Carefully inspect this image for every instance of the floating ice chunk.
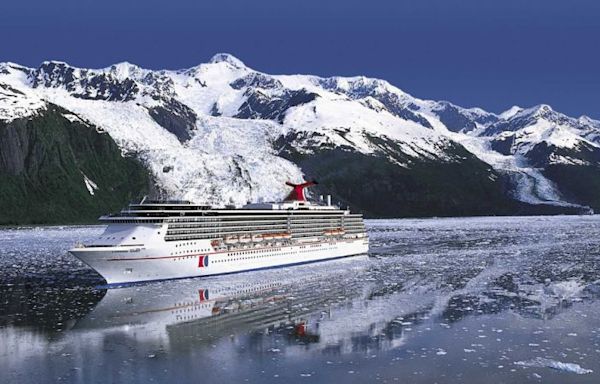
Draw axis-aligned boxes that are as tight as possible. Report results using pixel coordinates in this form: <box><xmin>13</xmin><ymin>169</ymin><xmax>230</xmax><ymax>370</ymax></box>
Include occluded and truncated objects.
<box><xmin>548</xmin><ymin>280</ymin><xmax>585</xmax><ymax>301</ymax></box>
<box><xmin>514</xmin><ymin>358</ymin><xmax>593</xmax><ymax>375</ymax></box>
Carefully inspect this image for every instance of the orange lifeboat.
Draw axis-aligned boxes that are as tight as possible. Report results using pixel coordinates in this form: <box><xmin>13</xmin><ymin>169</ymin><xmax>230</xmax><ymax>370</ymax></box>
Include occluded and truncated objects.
<box><xmin>324</xmin><ymin>228</ymin><xmax>345</xmax><ymax>236</ymax></box>
<box><xmin>224</xmin><ymin>235</ymin><xmax>239</xmax><ymax>244</ymax></box>
<box><xmin>252</xmin><ymin>234</ymin><xmax>264</xmax><ymax>242</ymax></box>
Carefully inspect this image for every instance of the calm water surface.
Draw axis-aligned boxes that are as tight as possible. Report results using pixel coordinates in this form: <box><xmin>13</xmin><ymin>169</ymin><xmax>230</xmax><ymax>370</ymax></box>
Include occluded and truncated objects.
<box><xmin>2</xmin><ymin>216</ymin><xmax>600</xmax><ymax>383</ymax></box>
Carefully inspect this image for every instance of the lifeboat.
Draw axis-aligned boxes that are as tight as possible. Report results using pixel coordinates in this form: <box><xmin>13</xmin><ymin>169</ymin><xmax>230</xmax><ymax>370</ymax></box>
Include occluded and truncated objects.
<box><xmin>323</xmin><ymin>228</ymin><xmax>346</xmax><ymax>236</ymax></box>
<box><xmin>252</xmin><ymin>234</ymin><xmax>264</xmax><ymax>242</ymax></box>
<box><xmin>268</xmin><ymin>232</ymin><xmax>292</xmax><ymax>240</ymax></box>
<box><xmin>224</xmin><ymin>235</ymin><xmax>239</xmax><ymax>244</ymax></box>
<box><xmin>239</xmin><ymin>235</ymin><xmax>252</xmax><ymax>243</ymax></box>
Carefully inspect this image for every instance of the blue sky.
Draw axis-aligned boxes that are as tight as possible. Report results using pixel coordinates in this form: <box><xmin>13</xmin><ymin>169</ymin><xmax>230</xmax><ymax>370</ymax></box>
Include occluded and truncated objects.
<box><xmin>1</xmin><ymin>0</ymin><xmax>599</xmax><ymax>118</ymax></box>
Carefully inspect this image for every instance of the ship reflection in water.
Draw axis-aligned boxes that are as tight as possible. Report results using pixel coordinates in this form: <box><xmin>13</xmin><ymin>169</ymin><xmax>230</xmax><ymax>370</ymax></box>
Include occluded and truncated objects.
<box><xmin>3</xmin><ymin>216</ymin><xmax>600</xmax><ymax>383</ymax></box>
<box><xmin>73</xmin><ymin>273</ymin><xmax>332</xmax><ymax>348</ymax></box>
<box><xmin>67</xmin><ymin>254</ymin><xmax>431</xmax><ymax>358</ymax></box>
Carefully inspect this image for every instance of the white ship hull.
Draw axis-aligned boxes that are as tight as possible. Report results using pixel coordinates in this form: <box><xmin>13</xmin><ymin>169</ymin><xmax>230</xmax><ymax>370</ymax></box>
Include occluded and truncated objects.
<box><xmin>69</xmin><ymin>187</ymin><xmax>369</xmax><ymax>285</ymax></box>
<box><xmin>71</xmin><ymin>237</ymin><xmax>368</xmax><ymax>285</ymax></box>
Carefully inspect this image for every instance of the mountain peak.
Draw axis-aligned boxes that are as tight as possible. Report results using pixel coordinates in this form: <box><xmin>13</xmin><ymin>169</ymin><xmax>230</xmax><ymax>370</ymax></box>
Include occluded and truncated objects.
<box><xmin>578</xmin><ymin>115</ymin><xmax>600</xmax><ymax>127</ymax></box>
<box><xmin>106</xmin><ymin>61</ymin><xmax>143</xmax><ymax>79</ymax></box>
<box><xmin>209</xmin><ymin>53</ymin><xmax>246</xmax><ymax>69</ymax></box>
<box><xmin>534</xmin><ymin>103</ymin><xmax>553</xmax><ymax>112</ymax></box>
<box><xmin>530</xmin><ymin>103</ymin><xmax>553</xmax><ymax>114</ymax></box>
<box><xmin>513</xmin><ymin>104</ymin><xmax>555</xmax><ymax>120</ymax></box>
<box><xmin>499</xmin><ymin>105</ymin><xmax>523</xmax><ymax>120</ymax></box>
<box><xmin>35</xmin><ymin>60</ymin><xmax>73</xmax><ymax>75</ymax></box>
<box><xmin>40</xmin><ymin>60</ymin><xmax>71</xmax><ymax>66</ymax></box>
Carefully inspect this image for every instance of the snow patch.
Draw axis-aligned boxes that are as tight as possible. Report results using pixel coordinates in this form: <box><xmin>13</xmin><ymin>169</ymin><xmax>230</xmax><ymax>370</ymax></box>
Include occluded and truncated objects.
<box><xmin>62</xmin><ymin>113</ymin><xmax>83</xmax><ymax>123</ymax></box>
<box><xmin>82</xmin><ymin>173</ymin><xmax>99</xmax><ymax>196</ymax></box>
<box><xmin>0</xmin><ymin>80</ymin><xmax>46</xmax><ymax>122</ymax></box>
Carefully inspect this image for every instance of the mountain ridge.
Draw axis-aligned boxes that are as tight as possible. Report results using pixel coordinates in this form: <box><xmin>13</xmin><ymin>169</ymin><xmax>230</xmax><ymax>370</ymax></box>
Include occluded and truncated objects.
<box><xmin>1</xmin><ymin>53</ymin><xmax>599</xmax><ymax>222</ymax></box>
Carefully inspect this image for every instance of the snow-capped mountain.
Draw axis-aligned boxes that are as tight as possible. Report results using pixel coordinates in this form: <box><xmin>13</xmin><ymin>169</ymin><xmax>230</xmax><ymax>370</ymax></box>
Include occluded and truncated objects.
<box><xmin>484</xmin><ymin>104</ymin><xmax>600</xmax><ymax>165</ymax></box>
<box><xmin>1</xmin><ymin>54</ymin><xmax>599</xmax><ymax>222</ymax></box>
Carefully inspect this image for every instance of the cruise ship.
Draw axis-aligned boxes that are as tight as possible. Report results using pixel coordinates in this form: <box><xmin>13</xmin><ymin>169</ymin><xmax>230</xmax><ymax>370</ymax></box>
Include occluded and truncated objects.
<box><xmin>69</xmin><ymin>181</ymin><xmax>369</xmax><ymax>284</ymax></box>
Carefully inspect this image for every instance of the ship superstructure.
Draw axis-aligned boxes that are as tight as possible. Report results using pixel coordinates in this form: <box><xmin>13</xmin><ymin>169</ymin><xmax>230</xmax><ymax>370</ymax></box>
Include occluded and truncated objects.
<box><xmin>70</xmin><ymin>182</ymin><xmax>369</xmax><ymax>284</ymax></box>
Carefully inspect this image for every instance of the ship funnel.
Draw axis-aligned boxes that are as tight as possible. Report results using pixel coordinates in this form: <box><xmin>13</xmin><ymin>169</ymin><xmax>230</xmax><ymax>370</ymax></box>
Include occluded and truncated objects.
<box><xmin>327</xmin><ymin>195</ymin><xmax>331</xmax><ymax>206</ymax></box>
<box><xmin>284</xmin><ymin>180</ymin><xmax>318</xmax><ymax>201</ymax></box>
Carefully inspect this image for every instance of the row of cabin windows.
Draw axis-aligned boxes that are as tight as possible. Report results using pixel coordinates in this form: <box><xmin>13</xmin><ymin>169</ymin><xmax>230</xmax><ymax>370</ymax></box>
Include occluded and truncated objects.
<box><xmin>172</xmin><ymin>303</ymin><xmax>211</xmax><ymax>314</ymax></box>
<box><xmin>171</xmin><ymin>242</ymin><xmax>329</xmax><ymax>258</ymax></box>
<box><xmin>175</xmin><ymin>314</ymin><xmax>205</xmax><ymax>321</ymax></box>
<box><xmin>166</xmin><ymin>231</ymin><xmax>332</xmax><ymax>238</ymax></box>
<box><xmin>166</xmin><ymin>223</ymin><xmax>345</xmax><ymax>231</ymax></box>
<box><xmin>175</xmin><ymin>241</ymin><xmax>198</xmax><ymax>247</ymax></box>
<box><xmin>171</xmin><ymin>247</ymin><xmax>277</xmax><ymax>260</ymax></box>
<box><xmin>211</xmin><ymin>246</ymin><xmax>336</xmax><ymax>263</ymax></box>
<box><xmin>168</xmin><ymin>223</ymin><xmax>289</xmax><ymax>229</ymax></box>
<box><xmin>173</xmin><ymin>247</ymin><xmax>352</xmax><ymax>263</ymax></box>
<box><xmin>172</xmin><ymin>283</ymin><xmax>281</xmax><ymax>308</ymax></box>
<box><xmin>164</xmin><ymin>233</ymin><xmax>357</xmax><ymax>241</ymax></box>
<box><xmin>172</xmin><ymin>241</ymin><xmax>210</xmax><ymax>255</ymax></box>
<box><xmin>107</xmin><ymin>219</ymin><xmax>164</xmax><ymax>223</ymax></box>
<box><xmin>166</xmin><ymin>227</ymin><xmax>290</xmax><ymax>234</ymax></box>
<box><xmin>172</xmin><ymin>249</ymin><xmax>210</xmax><ymax>255</ymax></box>
<box><xmin>166</xmin><ymin>224</ymin><xmax>347</xmax><ymax>233</ymax></box>
<box><xmin>166</xmin><ymin>215</ymin><xmax>347</xmax><ymax>223</ymax></box>
<box><xmin>170</xmin><ymin>241</ymin><xmax>347</xmax><ymax>262</ymax></box>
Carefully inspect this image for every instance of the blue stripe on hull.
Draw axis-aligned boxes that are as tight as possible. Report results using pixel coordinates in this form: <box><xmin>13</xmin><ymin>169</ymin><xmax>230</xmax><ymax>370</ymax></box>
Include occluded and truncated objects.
<box><xmin>96</xmin><ymin>252</ymin><xmax>369</xmax><ymax>289</ymax></box>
